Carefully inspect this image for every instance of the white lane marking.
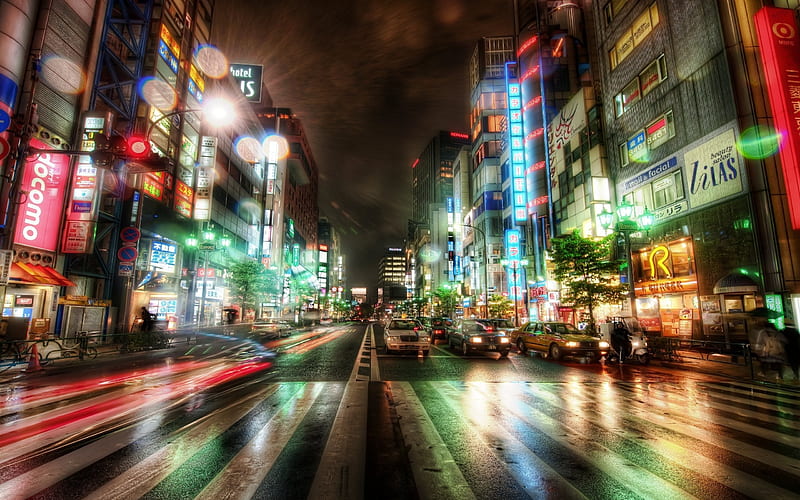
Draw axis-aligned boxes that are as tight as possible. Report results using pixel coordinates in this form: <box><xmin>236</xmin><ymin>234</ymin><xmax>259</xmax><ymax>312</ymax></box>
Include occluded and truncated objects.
<box><xmin>370</xmin><ymin>326</ymin><xmax>381</xmax><ymax>382</ymax></box>
<box><xmin>83</xmin><ymin>384</ymin><xmax>281</xmax><ymax>500</ymax></box>
<box><xmin>196</xmin><ymin>383</ymin><xmax>325</xmax><ymax>500</ymax></box>
<box><xmin>307</xmin><ymin>380</ymin><xmax>367</xmax><ymax>500</ymax></box>
<box><xmin>390</xmin><ymin>381</ymin><xmax>475</xmax><ymax>500</ymax></box>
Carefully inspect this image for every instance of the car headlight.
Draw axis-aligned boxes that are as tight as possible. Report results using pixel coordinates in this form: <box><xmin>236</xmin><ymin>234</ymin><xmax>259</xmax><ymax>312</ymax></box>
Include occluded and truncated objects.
<box><xmin>599</xmin><ymin>341</ymin><xmax>610</xmax><ymax>348</ymax></box>
<box><xmin>470</xmin><ymin>336</ymin><xmax>483</xmax><ymax>343</ymax></box>
<box><xmin>419</xmin><ymin>336</ymin><xmax>430</xmax><ymax>342</ymax></box>
<box><xmin>565</xmin><ymin>341</ymin><xmax>579</xmax><ymax>348</ymax></box>
<box><xmin>499</xmin><ymin>337</ymin><xmax>509</xmax><ymax>344</ymax></box>
<box><xmin>631</xmin><ymin>340</ymin><xmax>641</xmax><ymax>348</ymax></box>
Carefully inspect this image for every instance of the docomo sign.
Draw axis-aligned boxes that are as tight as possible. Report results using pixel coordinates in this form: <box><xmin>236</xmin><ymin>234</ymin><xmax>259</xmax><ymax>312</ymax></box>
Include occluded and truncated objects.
<box><xmin>15</xmin><ymin>138</ymin><xmax>68</xmax><ymax>251</ymax></box>
<box><xmin>755</xmin><ymin>7</ymin><xmax>800</xmax><ymax>229</ymax></box>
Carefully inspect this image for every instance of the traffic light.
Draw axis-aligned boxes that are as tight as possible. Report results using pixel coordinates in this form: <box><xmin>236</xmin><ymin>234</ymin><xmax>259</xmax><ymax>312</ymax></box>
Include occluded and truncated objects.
<box><xmin>126</xmin><ymin>136</ymin><xmax>150</xmax><ymax>159</ymax></box>
<box><xmin>87</xmin><ymin>134</ymin><xmax>173</xmax><ymax>172</ymax></box>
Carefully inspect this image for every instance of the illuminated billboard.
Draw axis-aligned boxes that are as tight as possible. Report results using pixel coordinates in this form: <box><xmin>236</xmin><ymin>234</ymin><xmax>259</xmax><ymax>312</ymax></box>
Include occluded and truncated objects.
<box><xmin>755</xmin><ymin>7</ymin><xmax>800</xmax><ymax>229</ymax></box>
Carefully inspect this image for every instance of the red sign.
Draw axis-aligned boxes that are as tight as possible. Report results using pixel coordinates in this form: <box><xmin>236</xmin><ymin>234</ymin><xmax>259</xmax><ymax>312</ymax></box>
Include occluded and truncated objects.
<box><xmin>15</xmin><ymin>138</ymin><xmax>69</xmax><ymax>252</ymax></box>
<box><xmin>174</xmin><ymin>179</ymin><xmax>193</xmax><ymax>218</ymax></box>
<box><xmin>755</xmin><ymin>7</ymin><xmax>800</xmax><ymax>229</ymax></box>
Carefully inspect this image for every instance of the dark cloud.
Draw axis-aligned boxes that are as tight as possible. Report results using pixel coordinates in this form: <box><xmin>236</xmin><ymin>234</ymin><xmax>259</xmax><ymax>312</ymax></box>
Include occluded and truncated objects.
<box><xmin>213</xmin><ymin>0</ymin><xmax>514</xmax><ymax>286</ymax></box>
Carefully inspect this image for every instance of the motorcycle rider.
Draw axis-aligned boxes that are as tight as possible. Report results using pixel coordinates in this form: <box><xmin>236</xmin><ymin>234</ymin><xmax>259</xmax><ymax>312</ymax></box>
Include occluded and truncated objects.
<box><xmin>611</xmin><ymin>321</ymin><xmax>632</xmax><ymax>363</ymax></box>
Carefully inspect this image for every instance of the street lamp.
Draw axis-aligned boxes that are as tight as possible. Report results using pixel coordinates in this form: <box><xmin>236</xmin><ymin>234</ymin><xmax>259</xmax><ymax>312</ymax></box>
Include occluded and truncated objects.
<box><xmin>186</xmin><ymin>226</ymin><xmax>231</xmax><ymax>327</ymax></box>
<box><xmin>463</xmin><ymin>223</ymin><xmax>490</xmax><ymax>319</ymax></box>
<box><xmin>599</xmin><ymin>201</ymin><xmax>655</xmax><ymax>314</ymax></box>
<box><xmin>500</xmin><ymin>258</ymin><xmax>529</xmax><ymax>326</ymax></box>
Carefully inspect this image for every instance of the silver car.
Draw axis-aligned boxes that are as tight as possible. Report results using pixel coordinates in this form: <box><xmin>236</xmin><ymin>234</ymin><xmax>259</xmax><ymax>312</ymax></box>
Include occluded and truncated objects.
<box><xmin>383</xmin><ymin>319</ymin><xmax>431</xmax><ymax>355</ymax></box>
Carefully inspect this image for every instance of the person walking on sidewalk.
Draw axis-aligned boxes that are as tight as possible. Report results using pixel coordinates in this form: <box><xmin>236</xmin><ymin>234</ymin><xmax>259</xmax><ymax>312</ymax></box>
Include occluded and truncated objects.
<box><xmin>140</xmin><ymin>307</ymin><xmax>154</xmax><ymax>332</ymax></box>
<box><xmin>782</xmin><ymin>319</ymin><xmax>800</xmax><ymax>381</ymax></box>
<box><xmin>753</xmin><ymin>316</ymin><xmax>787</xmax><ymax>380</ymax></box>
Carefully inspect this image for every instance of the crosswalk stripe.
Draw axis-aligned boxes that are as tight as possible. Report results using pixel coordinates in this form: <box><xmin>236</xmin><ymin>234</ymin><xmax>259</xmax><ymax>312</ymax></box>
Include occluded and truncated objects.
<box><xmin>195</xmin><ymin>382</ymin><xmax>325</xmax><ymax>500</ymax></box>
<box><xmin>438</xmin><ymin>381</ymin><xmax>706</xmax><ymax>500</ymax></box>
<box><xmin>390</xmin><ymin>381</ymin><xmax>476</xmax><ymax>500</ymax></box>
<box><xmin>472</xmin><ymin>380</ymin><xmax>788</xmax><ymax>498</ymax></box>
<box><xmin>83</xmin><ymin>383</ymin><xmax>281</xmax><ymax>500</ymax></box>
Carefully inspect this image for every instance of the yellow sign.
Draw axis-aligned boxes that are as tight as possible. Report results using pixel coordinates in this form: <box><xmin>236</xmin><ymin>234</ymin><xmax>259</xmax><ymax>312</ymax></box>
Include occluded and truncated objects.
<box><xmin>635</xmin><ymin>276</ymin><xmax>698</xmax><ymax>296</ymax></box>
<box><xmin>648</xmin><ymin>245</ymin><xmax>671</xmax><ymax>279</ymax></box>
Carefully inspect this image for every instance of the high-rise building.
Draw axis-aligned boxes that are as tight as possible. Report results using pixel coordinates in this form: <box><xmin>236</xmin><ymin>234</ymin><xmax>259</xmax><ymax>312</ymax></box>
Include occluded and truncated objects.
<box><xmin>461</xmin><ymin>36</ymin><xmax>516</xmax><ymax>316</ymax></box>
<box><xmin>377</xmin><ymin>247</ymin><xmax>407</xmax><ymax>313</ymax></box>
<box><xmin>410</xmin><ymin>131</ymin><xmax>471</xmax><ymax>298</ymax></box>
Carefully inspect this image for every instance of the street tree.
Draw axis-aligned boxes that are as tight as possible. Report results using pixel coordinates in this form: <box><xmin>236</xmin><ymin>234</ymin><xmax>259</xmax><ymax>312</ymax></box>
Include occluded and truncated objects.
<box><xmin>549</xmin><ymin>230</ymin><xmax>628</xmax><ymax>332</ymax></box>
<box><xmin>432</xmin><ymin>285</ymin><xmax>459</xmax><ymax>318</ymax></box>
<box><xmin>488</xmin><ymin>294</ymin><xmax>514</xmax><ymax>319</ymax></box>
<box><xmin>227</xmin><ymin>260</ymin><xmax>281</xmax><ymax>320</ymax></box>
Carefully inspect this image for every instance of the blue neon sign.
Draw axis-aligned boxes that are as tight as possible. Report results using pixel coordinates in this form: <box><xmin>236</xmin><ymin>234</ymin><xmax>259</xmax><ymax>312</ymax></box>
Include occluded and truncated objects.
<box><xmin>505</xmin><ymin>63</ymin><xmax>528</xmax><ymax>223</ymax></box>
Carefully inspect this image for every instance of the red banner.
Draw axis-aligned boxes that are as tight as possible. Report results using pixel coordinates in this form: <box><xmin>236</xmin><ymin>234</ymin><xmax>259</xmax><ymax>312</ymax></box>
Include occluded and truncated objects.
<box><xmin>15</xmin><ymin>138</ymin><xmax>69</xmax><ymax>251</ymax></box>
<box><xmin>755</xmin><ymin>7</ymin><xmax>800</xmax><ymax>229</ymax></box>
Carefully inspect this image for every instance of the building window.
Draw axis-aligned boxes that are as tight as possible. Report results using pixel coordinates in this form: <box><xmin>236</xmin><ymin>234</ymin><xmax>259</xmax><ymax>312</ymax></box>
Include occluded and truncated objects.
<box><xmin>619</xmin><ymin>142</ymin><xmax>629</xmax><ymax>167</ymax></box>
<box><xmin>609</xmin><ymin>3</ymin><xmax>660</xmax><ymax>70</ymax></box>
<box><xmin>614</xmin><ymin>54</ymin><xmax>667</xmax><ymax>117</ymax></box>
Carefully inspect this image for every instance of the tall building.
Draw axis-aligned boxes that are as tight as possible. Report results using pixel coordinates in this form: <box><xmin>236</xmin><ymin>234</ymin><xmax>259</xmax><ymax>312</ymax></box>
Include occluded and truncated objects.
<box><xmin>592</xmin><ymin>0</ymin><xmax>800</xmax><ymax>337</ymax></box>
<box><xmin>410</xmin><ymin>131</ymin><xmax>471</xmax><ymax>298</ymax></box>
<box><xmin>377</xmin><ymin>247</ymin><xmax>407</xmax><ymax>314</ymax></box>
<box><xmin>460</xmin><ymin>36</ymin><xmax>516</xmax><ymax>316</ymax></box>
<box><xmin>257</xmin><ymin>107</ymin><xmax>320</xmax><ymax>317</ymax></box>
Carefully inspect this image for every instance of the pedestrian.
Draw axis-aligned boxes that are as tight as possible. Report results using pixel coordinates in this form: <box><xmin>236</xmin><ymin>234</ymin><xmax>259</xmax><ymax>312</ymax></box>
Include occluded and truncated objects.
<box><xmin>611</xmin><ymin>321</ymin><xmax>631</xmax><ymax>363</ymax></box>
<box><xmin>782</xmin><ymin>319</ymin><xmax>800</xmax><ymax>381</ymax></box>
<box><xmin>140</xmin><ymin>307</ymin><xmax>154</xmax><ymax>332</ymax></box>
<box><xmin>753</xmin><ymin>316</ymin><xmax>787</xmax><ymax>379</ymax></box>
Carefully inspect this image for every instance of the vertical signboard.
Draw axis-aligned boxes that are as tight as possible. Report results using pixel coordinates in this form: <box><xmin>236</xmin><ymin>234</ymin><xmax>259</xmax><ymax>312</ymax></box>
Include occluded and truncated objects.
<box><xmin>504</xmin><ymin>229</ymin><xmax>522</xmax><ymax>299</ymax></box>
<box><xmin>16</xmin><ymin>138</ymin><xmax>69</xmax><ymax>252</ymax></box>
<box><xmin>62</xmin><ymin>112</ymin><xmax>110</xmax><ymax>253</ymax></box>
<box><xmin>194</xmin><ymin>136</ymin><xmax>216</xmax><ymax>220</ymax></box>
<box><xmin>755</xmin><ymin>7</ymin><xmax>800</xmax><ymax>229</ymax></box>
<box><xmin>505</xmin><ymin>62</ymin><xmax>528</xmax><ymax>223</ymax></box>
<box><xmin>230</xmin><ymin>63</ymin><xmax>263</xmax><ymax>103</ymax></box>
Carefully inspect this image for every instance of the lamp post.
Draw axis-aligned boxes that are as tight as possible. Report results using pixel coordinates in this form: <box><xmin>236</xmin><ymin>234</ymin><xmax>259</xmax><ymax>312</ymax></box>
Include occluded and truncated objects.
<box><xmin>187</xmin><ymin>226</ymin><xmax>231</xmax><ymax>327</ymax></box>
<box><xmin>463</xmin><ymin>223</ymin><xmax>490</xmax><ymax>319</ymax></box>
<box><xmin>501</xmin><ymin>258</ymin><xmax>529</xmax><ymax>326</ymax></box>
<box><xmin>599</xmin><ymin>200</ymin><xmax>655</xmax><ymax>315</ymax></box>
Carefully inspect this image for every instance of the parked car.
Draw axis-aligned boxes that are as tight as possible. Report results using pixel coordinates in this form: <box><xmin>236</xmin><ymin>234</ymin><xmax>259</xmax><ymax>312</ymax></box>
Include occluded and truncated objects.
<box><xmin>449</xmin><ymin>319</ymin><xmax>511</xmax><ymax>357</ymax></box>
<box><xmin>383</xmin><ymin>319</ymin><xmax>431</xmax><ymax>355</ymax></box>
<box><xmin>429</xmin><ymin>317</ymin><xmax>454</xmax><ymax>341</ymax></box>
<box><xmin>251</xmin><ymin>320</ymin><xmax>292</xmax><ymax>339</ymax></box>
<box><xmin>509</xmin><ymin>321</ymin><xmax>609</xmax><ymax>361</ymax></box>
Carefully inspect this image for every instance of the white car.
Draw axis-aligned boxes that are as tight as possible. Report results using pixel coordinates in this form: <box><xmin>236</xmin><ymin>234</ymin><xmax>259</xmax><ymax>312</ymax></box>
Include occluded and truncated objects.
<box><xmin>383</xmin><ymin>319</ymin><xmax>431</xmax><ymax>355</ymax></box>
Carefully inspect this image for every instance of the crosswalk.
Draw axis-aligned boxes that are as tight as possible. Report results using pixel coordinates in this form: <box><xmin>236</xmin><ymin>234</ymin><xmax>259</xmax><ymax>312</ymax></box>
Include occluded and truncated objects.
<box><xmin>1</xmin><ymin>367</ymin><xmax>798</xmax><ymax>499</ymax></box>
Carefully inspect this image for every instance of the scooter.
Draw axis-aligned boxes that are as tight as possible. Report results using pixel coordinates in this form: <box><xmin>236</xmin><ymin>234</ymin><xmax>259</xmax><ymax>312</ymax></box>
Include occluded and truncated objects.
<box><xmin>599</xmin><ymin>321</ymin><xmax>650</xmax><ymax>365</ymax></box>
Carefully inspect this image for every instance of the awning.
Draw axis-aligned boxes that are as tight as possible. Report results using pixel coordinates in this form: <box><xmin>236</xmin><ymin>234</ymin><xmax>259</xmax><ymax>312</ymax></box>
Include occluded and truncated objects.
<box><xmin>713</xmin><ymin>272</ymin><xmax>760</xmax><ymax>294</ymax></box>
<box><xmin>9</xmin><ymin>262</ymin><xmax>76</xmax><ymax>287</ymax></box>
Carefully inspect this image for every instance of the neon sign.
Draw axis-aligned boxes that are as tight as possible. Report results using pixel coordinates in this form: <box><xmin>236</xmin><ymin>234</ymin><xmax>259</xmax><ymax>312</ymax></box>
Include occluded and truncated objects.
<box><xmin>505</xmin><ymin>62</ymin><xmax>528</xmax><ymax>223</ymax></box>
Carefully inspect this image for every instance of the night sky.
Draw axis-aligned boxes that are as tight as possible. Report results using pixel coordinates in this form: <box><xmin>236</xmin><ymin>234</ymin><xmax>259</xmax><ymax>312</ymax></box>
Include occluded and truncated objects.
<box><xmin>212</xmin><ymin>0</ymin><xmax>514</xmax><ymax>288</ymax></box>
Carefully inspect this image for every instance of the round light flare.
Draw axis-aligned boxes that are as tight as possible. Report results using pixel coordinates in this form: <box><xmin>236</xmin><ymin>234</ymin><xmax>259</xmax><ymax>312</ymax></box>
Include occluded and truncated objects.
<box><xmin>194</xmin><ymin>44</ymin><xmax>229</xmax><ymax>78</ymax></box>
<box><xmin>419</xmin><ymin>245</ymin><xmax>441</xmax><ymax>263</ymax></box>
<box><xmin>235</xmin><ymin>136</ymin><xmax>265</xmax><ymax>164</ymax></box>
<box><xmin>138</xmin><ymin>76</ymin><xmax>177</xmax><ymax>111</ymax></box>
<box><xmin>736</xmin><ymin>125</ymin><xmax>783</xmax><ymax>160</ymax></box>
<box><xmin>40</xmin><ymin>56</ymin><xmax>87</xmax><ymax>94</ymax></box>
<box><xmin>262</xmin><ymin>135</ymin><xmax>289</xmax><ymax>161</ymax></box>
<box><xmin>202</xmin><ymin>98</ymin><xmax>236</xmax><ymax>127</ymax></box>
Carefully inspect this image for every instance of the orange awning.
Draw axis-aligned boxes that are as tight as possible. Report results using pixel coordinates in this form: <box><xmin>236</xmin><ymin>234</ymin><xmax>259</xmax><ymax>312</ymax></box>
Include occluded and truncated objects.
<box><xmin>9</xmin><ymin>262</ymin><xmax>76</xmax><ymax>287</ymax></box>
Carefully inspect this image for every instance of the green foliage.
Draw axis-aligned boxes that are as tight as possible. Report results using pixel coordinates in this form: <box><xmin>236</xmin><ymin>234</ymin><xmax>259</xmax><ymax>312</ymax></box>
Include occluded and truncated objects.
<box><xmin>227</xmin><ymin>260</ymin><xmax>281</xmax><ymax>314</ymax></box>
<box><xmin>488</xmin><ymin>294</ymin><xmax>514</xmax><ymax>319</ymax></box>
<box><xmin>432</xmin><ymin>285</ymin><xmax>459</xmax><ymax>318</ymax></box>
<box><xmin>549</xmin><ymin>230</ymin><xmax>628</xmax><ymax>331</ymax></box>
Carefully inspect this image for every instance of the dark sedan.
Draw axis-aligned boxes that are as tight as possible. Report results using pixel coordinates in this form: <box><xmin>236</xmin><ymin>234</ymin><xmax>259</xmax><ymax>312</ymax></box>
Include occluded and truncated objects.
<box><xmin>449</xmin><ymin>318</ymin><xmax>512</xmax><ymax>357</ymax></box>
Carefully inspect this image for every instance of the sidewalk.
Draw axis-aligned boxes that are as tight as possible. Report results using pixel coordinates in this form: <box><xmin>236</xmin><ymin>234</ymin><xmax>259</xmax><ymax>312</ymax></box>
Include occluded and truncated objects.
<box><xmin>657</xmin><ymin>350</ymin><xmax>800</xmax><ymax>388</ymax></box>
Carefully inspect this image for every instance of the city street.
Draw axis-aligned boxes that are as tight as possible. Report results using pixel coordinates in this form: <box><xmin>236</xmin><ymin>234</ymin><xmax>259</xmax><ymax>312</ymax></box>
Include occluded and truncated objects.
<box><xmin>1</xmin><ymin>322</ymin><xmax>798</xmax><ymax>499</ymax></box>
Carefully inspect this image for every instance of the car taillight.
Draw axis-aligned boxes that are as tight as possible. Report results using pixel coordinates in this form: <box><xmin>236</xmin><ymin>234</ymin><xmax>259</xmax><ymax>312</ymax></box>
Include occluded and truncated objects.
<box><xmin>413</xmin><ymin>327</ymin><xmax>419</xmax><ymax>331</ymax></box>
<box><xmin>486</xmin><ymin>326</ymin><xmax>494</xmax><ymax>332</ymax></box>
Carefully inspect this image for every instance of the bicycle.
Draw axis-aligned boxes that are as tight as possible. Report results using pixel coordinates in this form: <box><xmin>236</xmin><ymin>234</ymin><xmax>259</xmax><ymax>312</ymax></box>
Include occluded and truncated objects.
<box><xmin>0</xmin><ymin>339</ymin><xmax>49</xmax><ymax>372</ymax></box>
<box><xmin>43</xmin><ymin>338</ymin><xmax>98</xmax><ymax>361</ymax></box>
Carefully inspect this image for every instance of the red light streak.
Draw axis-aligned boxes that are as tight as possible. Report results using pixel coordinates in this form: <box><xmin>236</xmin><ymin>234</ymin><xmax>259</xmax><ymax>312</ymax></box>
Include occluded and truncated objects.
<box><xmin>524</xmin><ymin>128</ymin><xmax>544</xmax><ymax>143</ymax></box>
<box><xmin>520</xmin><ymin>65</ymin><xmax>540</xmax><ymax>83</ymax></box>
<box><xmin>517</xmin><ymin>36</ymin><xmax>538</xmax><ymax>56</ymax></box>
<box><xmin>523</xmin><ymin>96</ymin><xmax>542</xmax><ymax>111</ymax></box>
<box><xmin>411</xmin><ymin>159</ymin><xmax>419</xmax><ymax>169</ymax></box>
